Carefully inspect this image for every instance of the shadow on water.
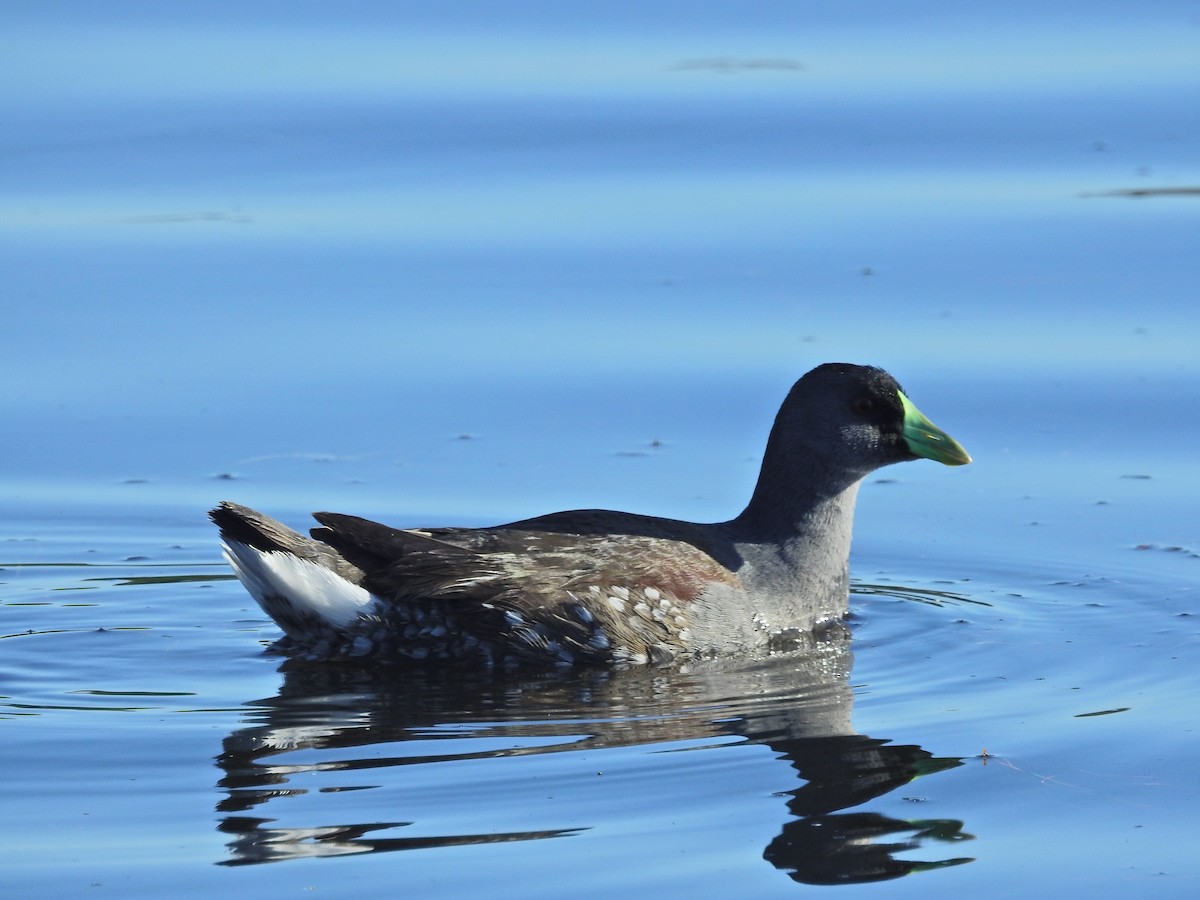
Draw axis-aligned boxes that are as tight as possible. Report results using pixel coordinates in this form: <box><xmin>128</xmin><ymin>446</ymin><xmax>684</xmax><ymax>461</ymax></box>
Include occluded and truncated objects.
<box><xmin>215</xmin><ymin>603</ymin><xmax>974</xmax><ymax>885</ymax></box>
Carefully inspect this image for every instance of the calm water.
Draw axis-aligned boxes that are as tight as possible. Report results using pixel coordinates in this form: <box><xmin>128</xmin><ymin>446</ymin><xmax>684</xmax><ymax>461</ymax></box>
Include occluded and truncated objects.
<box><xmin>3</xmin><ymin>2</ymin><xmax>1199</xmax><ymax>897</ymax></box>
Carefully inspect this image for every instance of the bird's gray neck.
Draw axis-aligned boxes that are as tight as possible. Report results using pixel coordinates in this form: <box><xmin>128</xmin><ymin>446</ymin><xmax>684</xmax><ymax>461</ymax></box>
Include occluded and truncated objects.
<box><xmin>721</xmin><ymin>478</ymin><xmax>862</xmax><ymax>631</ymax></box>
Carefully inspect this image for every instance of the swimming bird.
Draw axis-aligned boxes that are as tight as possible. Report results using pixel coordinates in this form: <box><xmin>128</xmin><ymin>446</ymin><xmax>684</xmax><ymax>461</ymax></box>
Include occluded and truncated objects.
<box><xmin>211</xmin><ymin>363</ymin><xmax>969</xmax><ymax>668</ymax></box>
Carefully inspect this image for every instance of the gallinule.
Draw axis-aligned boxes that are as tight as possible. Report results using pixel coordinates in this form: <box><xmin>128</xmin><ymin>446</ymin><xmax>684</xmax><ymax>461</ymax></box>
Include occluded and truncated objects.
<box><xmin>211</xmin><ymin>363</ymin><xmax>970</xmax><ymax>668</ymax></box>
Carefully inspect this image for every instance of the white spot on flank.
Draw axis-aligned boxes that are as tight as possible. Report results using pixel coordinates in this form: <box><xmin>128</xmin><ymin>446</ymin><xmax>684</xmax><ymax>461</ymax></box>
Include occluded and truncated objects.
<box><xmin>607</xmin><ymin>596</ymin><xmax>627</xmax><ymax>612</ymax></box>
<box><xmin>643</xmin><ymin>587</ymin><xmax>661</xmax><ymax>601</ymax></box>
<box><xmin>609</xmin><ymin>585</ymin><xmax>630</xmax><ymax>600</ymax></box>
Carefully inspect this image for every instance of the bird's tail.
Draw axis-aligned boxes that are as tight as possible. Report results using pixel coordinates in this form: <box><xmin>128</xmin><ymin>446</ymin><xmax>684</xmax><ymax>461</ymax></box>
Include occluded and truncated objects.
<box><xmin>210</xmin><ymin>501</ymin><xmax>379</xmax><ymax>638</ymax></box>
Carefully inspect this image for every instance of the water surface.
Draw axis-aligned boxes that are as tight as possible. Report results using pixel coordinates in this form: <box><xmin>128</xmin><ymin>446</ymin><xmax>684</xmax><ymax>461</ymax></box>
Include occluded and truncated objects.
<box><xmin>2</xmin><ymin>2</ymin><xmax>1199</xmax><ymax>897</ymax></box>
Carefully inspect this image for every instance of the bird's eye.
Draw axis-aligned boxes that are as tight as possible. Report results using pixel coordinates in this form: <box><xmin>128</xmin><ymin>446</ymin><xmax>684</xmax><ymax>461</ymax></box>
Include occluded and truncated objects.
<box><xmin>851</xmin><ymin>396</ymin><xmax>874</xmax><ymax>415</ymax></box>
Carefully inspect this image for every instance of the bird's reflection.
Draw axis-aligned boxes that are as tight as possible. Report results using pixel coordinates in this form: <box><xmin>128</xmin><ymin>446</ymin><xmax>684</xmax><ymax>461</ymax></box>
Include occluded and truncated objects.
<box><xmin>215</xmin><ymin>616</ymin><xmax>973</xmax><ymax>883</ymax></box>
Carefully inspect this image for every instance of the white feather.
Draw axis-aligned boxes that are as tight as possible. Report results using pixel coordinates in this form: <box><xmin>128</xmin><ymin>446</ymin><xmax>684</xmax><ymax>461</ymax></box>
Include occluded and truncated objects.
<box><xmin>222</xmin><ymin>539</ymin><xmax>378</xmax><ymax>629</ymax></box>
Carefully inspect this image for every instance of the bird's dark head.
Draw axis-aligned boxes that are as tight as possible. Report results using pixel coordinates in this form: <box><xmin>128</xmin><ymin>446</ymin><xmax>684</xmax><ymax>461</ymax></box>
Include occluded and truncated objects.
<box><xmin>772</xmin><ymin>363</ymin><xmax>971</xmax><ymax>484</ymax></box>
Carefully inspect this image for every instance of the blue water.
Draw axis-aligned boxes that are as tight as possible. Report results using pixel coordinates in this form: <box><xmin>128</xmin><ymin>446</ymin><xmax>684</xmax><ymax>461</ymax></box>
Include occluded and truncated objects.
<box><xmin>3</xmin><ymin>2</ymin><xmax>1199</xmax><ymax>897</ymax></box>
